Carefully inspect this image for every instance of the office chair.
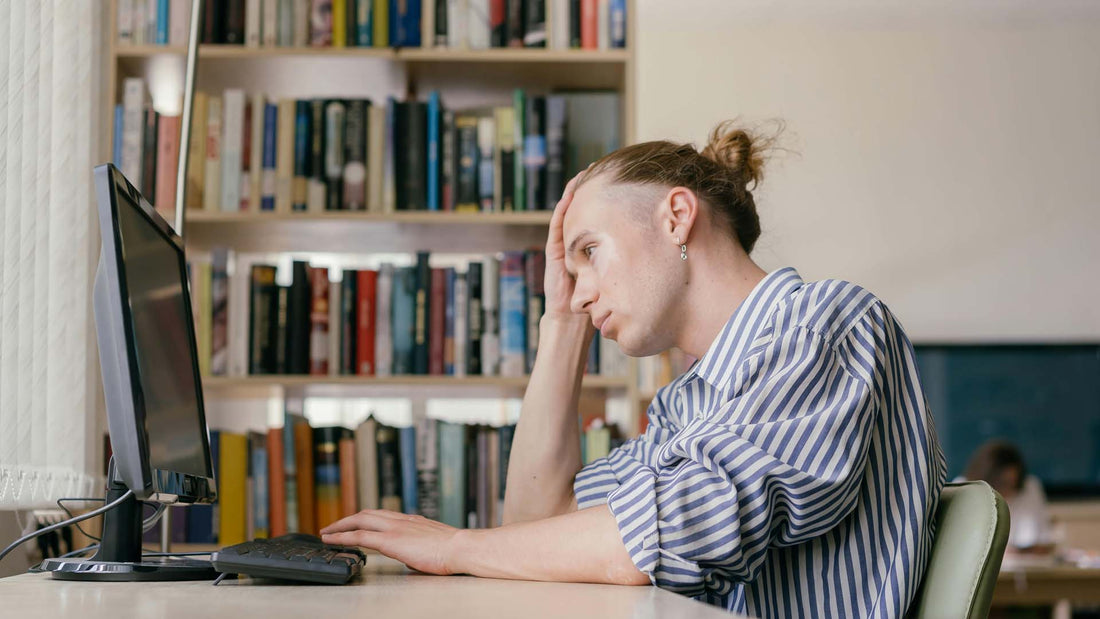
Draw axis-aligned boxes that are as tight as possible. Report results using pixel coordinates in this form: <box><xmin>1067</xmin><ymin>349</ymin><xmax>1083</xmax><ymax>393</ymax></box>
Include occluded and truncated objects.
<box><xmin>909</xmin><ymin>481</ymin><xmax>1011</xmax><ymax>618</ymax></box>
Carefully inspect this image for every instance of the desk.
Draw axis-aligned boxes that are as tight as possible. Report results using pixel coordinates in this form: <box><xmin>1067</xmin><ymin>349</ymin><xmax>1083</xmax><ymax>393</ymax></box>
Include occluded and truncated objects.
<box><xmin>994</xmin><ymin>565</ymin><xmax>1100</xmax><ymax>619</ymax></box>
<box><xmin>0</xmin><ymin>556</ymin><xmax>740</xmax><ymax>619</ymax></box>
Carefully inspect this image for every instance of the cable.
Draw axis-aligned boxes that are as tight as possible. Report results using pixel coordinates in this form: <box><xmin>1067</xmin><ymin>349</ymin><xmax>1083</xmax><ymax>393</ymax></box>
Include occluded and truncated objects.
<box><xmin>0</xmin><ymin>489</ymin><xmax>134</xmax><ymax>566</ymax></box>
<box><xmin>59</xmin><ymin>543</ymin><xmax>100</xmax><ymax>559</ymax></box>
<box><xmin>56</xmin><ymin>497</ymin><xmax>106</xmax><ymax>542</ymax></box>
<box><xmin>142</xmin><ymin>551</ymin><xmax>214</xmax><ymax>557</ymax></box>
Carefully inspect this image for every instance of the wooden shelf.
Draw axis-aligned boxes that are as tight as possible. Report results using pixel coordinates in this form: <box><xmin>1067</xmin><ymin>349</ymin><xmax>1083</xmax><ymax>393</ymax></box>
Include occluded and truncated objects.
<box><xmin>201</xmin><ymin>374</ymin><xmax>630</xmax><ymax>398</ymax></box>
<box><xmin>184</xmin><ymin>209</ymin><xmax>553</xmax><ymax>225</ymax></box>
<box><xmin>115</xmin><ymin>44</ymin><xmax>628</xmax><ymax>64</ymax></box>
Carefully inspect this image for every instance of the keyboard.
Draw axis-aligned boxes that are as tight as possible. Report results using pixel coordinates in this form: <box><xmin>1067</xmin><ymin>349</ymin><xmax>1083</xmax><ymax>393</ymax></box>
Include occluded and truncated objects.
<box><xmin>211</xmin><ymin>533</ymin><xmax>367</xmax><ymax>585</ymax></box>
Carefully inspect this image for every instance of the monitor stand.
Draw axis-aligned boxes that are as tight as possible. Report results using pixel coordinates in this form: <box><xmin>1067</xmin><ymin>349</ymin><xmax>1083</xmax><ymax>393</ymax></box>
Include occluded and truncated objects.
<box><xmin>38</xmin><ymin>478</ymin><xmax>218</xmax><ymax>581</ymax></box>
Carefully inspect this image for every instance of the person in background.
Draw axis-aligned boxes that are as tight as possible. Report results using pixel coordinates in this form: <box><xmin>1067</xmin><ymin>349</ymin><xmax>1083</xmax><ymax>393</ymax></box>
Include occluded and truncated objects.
<box><xmin>963</xmin><ymin>439</ymin><xmax>1054</xmax><ymax>553</ymax></box>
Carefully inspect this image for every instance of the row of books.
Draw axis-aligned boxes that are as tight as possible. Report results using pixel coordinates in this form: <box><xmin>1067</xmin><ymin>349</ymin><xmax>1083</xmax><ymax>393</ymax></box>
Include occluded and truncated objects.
<box><xmin>114</xmin><ymin>79</ymin><xmax>620</xmax><ymax>215</ymax></box>
<box><xmin>136</xmin><ymin>405</ymin><xmax>623</xmax><ymax>546</ymax></box>
<box><xmin>188</xmin><ymin>248</ymin><xmax>630</xmax><ymax>378</ymax></box>
<box><xmin>118</xmin><ymin>0</ymin><xmax>627</xmax><ymax>51</ymax></box>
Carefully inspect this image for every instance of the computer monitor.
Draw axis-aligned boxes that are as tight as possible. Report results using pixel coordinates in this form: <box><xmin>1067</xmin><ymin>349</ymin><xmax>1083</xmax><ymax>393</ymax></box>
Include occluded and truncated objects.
<box><xmin>40</xmin><ymin>163</ymin><xmax>218</xmax><ymax>581</ymax></box>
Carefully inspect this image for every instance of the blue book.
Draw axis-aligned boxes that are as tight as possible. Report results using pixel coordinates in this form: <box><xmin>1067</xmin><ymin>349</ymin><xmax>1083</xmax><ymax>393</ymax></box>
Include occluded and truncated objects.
<box><xmin>261</xmin><ymin>102</ymin><xmax>278</xmax><ymax>210</ymax></box>
<box><xmin>391</xmin><ymin>266</ymin><xmax>416</xmax><ymax>374</ymax></box>
<box><xmin>250</xmin><ymin>432</ymin><xmax>269</xmax><ymax>537</ymax></box>
<box><xmin>156</xmin><ymin>0</ymin><xmax>169</xmax><ymax>45</ymax></box>
<box><xmin>444</xmin><ymin>267</ymin><xmax>455</xmax><ymax>375</ymax></box>
<box><xmin>186</xmin><ymin>430</ymin><xmax>220</xmax><ymax>544</ymax></box>
<box><xmin>610</xmin><ymin>0</ymin><xmax>627</xmax><ymax>48</ymax></box>
<box><xmin>427</xmin><ymin>91</ymin><xmax>441</xmax><ymax>211</ymax></box>
<box><xmin>356</xmin><ymin>0</ymin><xmax>373</xmax><ymax>46</ymax></box>
<box><xmin>293</xmin><ymin>101</ymin><xmax>311</xmax><ymax>211</ymax></box>
<box><xmin>438</xmin><ymin>422</ymin><xmax>467</xmax><ymax>528</ymax></box>
<box><xmin>399</xmin><ymin>426</ymin><xmax>419</xmax><ymax>514</ymax></box>
<box><xmin>499</xmin><ymin>252</ymin><xmax>527</xmax><ymax>377</ymax></box>
<box><xmin>112</xmin><ymin>104</ymin><xmax>124</xmax><ymax>166</ymax></box>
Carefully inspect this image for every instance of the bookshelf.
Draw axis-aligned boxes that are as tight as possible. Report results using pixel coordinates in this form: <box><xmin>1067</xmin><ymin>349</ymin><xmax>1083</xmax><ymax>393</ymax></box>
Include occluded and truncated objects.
<box><xmin>104</xmin><ymin>0</ymin><xmax>643</xmax><ymax>437</ymax></box>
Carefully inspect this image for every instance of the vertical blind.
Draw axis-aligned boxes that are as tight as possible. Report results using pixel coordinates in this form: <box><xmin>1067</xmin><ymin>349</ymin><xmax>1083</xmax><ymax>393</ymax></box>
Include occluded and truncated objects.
<box><xmin>0</xmin><ymin>0</ymin><xmax>104</xmax><ymax>509</ymax></box>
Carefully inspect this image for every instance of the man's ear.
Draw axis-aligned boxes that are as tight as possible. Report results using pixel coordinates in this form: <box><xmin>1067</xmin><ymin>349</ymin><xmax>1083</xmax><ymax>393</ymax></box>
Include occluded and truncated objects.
<box><xmin>660</xmin><ymin>186</ymin><xmax>700</xmax><ymax>245</ymax></box>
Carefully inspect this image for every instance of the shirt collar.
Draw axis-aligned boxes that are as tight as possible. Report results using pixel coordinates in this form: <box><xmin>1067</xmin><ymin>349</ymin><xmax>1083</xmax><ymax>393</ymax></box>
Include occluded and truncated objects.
<box><xmin>689</xmin><ymin>267</ymin><xmax>805</xmax><ymax>389</ymax></box>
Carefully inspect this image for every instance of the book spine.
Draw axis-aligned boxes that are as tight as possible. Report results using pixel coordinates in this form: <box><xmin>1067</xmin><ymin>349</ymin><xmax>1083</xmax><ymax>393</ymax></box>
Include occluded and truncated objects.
<box><xmin>382</xmin><ymin>97</ymin><xmax>396</xmax><ymax>212</ymax></box>
<box><xmin>373</xmin><ymin>0</ymin><xmax>388</xmax><ymax>47</ymax></box>
<box><xmin>142</xmin><ymin>108</ymin><xmax>159</xmax><ymax>203</ymax></box>
<box><xmin>225</xmin><ymin>0</ymin><xmax>246</xmax><ymax>43</ymax></box>
<box><xmin>525</xmin><ymin>249</ymin><xmax>545</xmax><ymax>373</ymax></box>
<box><xmin>545</xmin><ymin>94</ymin><xmax>566</xmax><ymax>206</ymax></box>
<box><xmin>524</xmin><ymin>95</ymin><xmax>547</xmax><ymax>210</ymax></box>
<box><xmin>465</xmin><ymin>262</ymin><xmax>482</xmax><ymax>375</ymax></box>
<box><xmin>293</xmin><ymin>420</ymin><xmax>317</xmax><ymax>535</ymax></box>
<box><xmin>261</xmin><ymin>101</ymin><xmax>277</xmax><ymax>210</ymax></box>
<box><xmin>376</xmin><ymin>424</ymin><xmax>403</xmax><ymax>512</ymax></box>
<box><xmin>466</xmin><ymin>425</ymin><xmax>478</xmax><ymax>528</ymax></box>
<box><xmin>293</xmin><ymin>100</ymin><xmax>311</xmax><ymax>211</ymax></box>
<box><xmin>415</xmin><ymin>417</ymin><xmax>440</xmax><ymax>520</ymax></box>
<box><xmin>277</xmin><ymin>0</ymin><xmax>294</xmax><ymax>45</ymax></box>
<box><xmin>476</xmin><ymin>115</ymin><xmax>495</xmax><ymax>211</ymax></box>
<box><xmin>609</xmin><ymin>0</ymin><xmax>625</xmax><ymax>47</ymax></box>
<box><xmin>597</xmin><ymin>0</ymin><xmax>608</xmax><ymax>49</ymax></box>
<box><xmin>338</xmin><ymin>434</ymin><xmax>358</xmax><ymax>518</ymax></box>
<box><xmin>343</xmin><ymin>99</ymin><xmax>368</xmax><ymax>210</ymax></box>
<box><xmin>221</xmin><ymin>89</ymin><xmax>245</xmax><ymax>212</ymax></box>
<box><xmin>262</xmin><ymin>0</ymin><xmax>278</xmax><ymax>46</ymax></box>
<box><xmin>155</xmin><ymin>115</ymin><xmax>180</xmax><ymax>216</ymax></box>
<box><xmin>340</xmin><ymin>270</ymin><xmax>359</xmax><ymax>374</ymax></box>
<box><xmin>274</xmin><ymin>284</ymin><xmax>289</xmax><ymax>373</ymax></box>
<box><xmin>453</xmin><ymin>271</ymin><xmax>467</xmax><ymax>377</ymax></box>
<box><xmin>481</xmin><ymin>257</ymin><xmax>500</xmax><ymax>376</ymax></box>
<box><xmin>328</xmin><ymin>279</ymin><xmax>341</xmax><ymax>376</ymax></box>
<box><xmin>426</xmin><ymin>91</ymin><xmax>440</xmax><ymax>211</ymax></box>
<box><xmin>438</xmin><ymin>421</ymin><xmax>466</xmax><ymax>528</ymax></box>
<box><xmin>551</xmin><ymin>0</ymin><xmax>569</xmax><ymax>49</ymax></box>
<box><xmin>284</xmin><ymin>405</ymin><xmax>305</xmax><ymax>532</ymax></box>
<box><xmin>454</xmin><ymin>114</ymin><xmax>480</xmax><ymax>212</ymax></box>
<box><xmin>579</xmin><ymin>0</ymin><xmax>595</xmax><ymax>49</ymax></box>
<box><xmin>240</xmin><ymin>99</ymin><xmax>252</xmax><ymax>210</ymax></box>
<box><xmin>512</xmin><ymin>89</ymin><xmax>525</xmax><ymax>210</ymax></box>
<box><xmin>228</xmin><ymin>251</ymin><xmax>251</xmax><ymax>376</ymax></box>
<box><xmin>219</xmin><ymin>433</ymin><xmax>248</xmax><ymax>547</ymax></box>
<box><xmin>275</xmin><ymin>98</ymin><xmax>296</xmax><ymax>212</ymax></box>
<box><xmin>197</xmin><ymin>263</ymin><xmax>213</xmax><ymax>376</ymax></box>
<box><xmin>367</xmin><ymin>103</ymin><xmax>386</xmax><ymax>211</ymax></box>
<box><xmin>268</xmin><ymin>427</ymin><xmax>287</xmax><ymax>536</ymax></box>
<box><xmin>467</xmin><ymin>0</ymin><xmax>490</xmax><ymax>48</ymax></box>
<box><xmin>440</xmin><ymin>109</ymin><xmax>455</xmax><ymax>211</ymax></box>
<box><xmin>205</xmin><ymin>96</ymin><xmax>224</xmax><ymax>210</ymax></box>
<box><xmin>494</xmin><ymin>106</ymin><xmax>515</xmax><ymax>211</ymax></box>
<box><xmin>356</xmin><ymin>270</ymin><xmax>377</xmax><ymax>375</ymax></box>
<box><xmin>523</xmin><ymin>0</ymin><xmax>545</xmax><ymax>46</ymax></box>
<box><xmin>245</xmin><ymin>0</ymin><xmax>262</xmax><ymax>46</ymax></box>
<box><xmin>391</xmin><ymin>265</ymin><xmax>416</xmax><ymax>375</ymax></box>
<box><xmin>375</xmin><ymin>264</ymin><xmax>394</xmax><ymax>376</ymax></box>
<box><xmin>356</xmin><ymin>0</ymin><xmax>373</xmax><ymax>46</ymax></box>
<box><xmin>505</xmin><ymin>0</ymin><xmax>523</xmax><ymax>47</ymax></box>
<box><xmin>170</xmin><ymin>0</ymin><xmax>192</xmax><ymax>45</ymax></box>
<box><xmin>248</xmin><ymin>264</ymin><xmax>279</xmax><ymax>374</ymax></box>
<box><xmin>429</xmin><ymin>268</ymin><xmax>446</xmax><ymax>375</ymax></box>
<box><xmin>309</xmin><ymin>267</ymin><xmax>330</xmax><ymax>375</ymax></box>
<box><xmin>333</xmin><ymin>0</ymin><xmax>347</xmax><ymax>46</ymax></box>
<box><xmin>311</xmin><ymin>1</ymin><xmax>334</xmax><ymax>46</ymax></box>
<box><xmin>447</xmin><ymin>0</ymin><xmax>466</xmax><ymax>49</ymax></box>
<box><xmin>313</xmin><ymin>426</ymin><xmax>343</xmax><ymax>531</ymax></box>
<box><xmin>249</xmin><ymin>93</ymin><xmax>265</xmax><ymax>210</ymax></box>
<box><xmin>490</xmin><ymin>0</ymin><xmax>506</xmax><ymax>47</ymax></box>
<box><xmin>434</xmin><ymin>0</ymin><xmax>448</xmax><ymax>47</ymax></box>
<box><xmin>443</xmin><ymin>267</ymin><xmax>455</xmax><ymax>375</ymax></box>
<box><xmin>186</xmin><ymin>92</ymin><xmax>207</xmax><ymax>208</ymax></box>
<box><xmin>569</xmin><ymin>0</ymin><xmax>581</xmax><ymax>47</ymax></box>
<box><xmin>395</xmin><ymin>101</ymin><xmax>428</xmax><ymax>210</ymax></box>
<box><xmin>355</xmin><ymin>418</ymin><xmax>379</xmax><ymax>511</ymax></box>
<box><xmin>210</xmin><ymin>248</ymin><xmax>230</xmax><ymax>375</ymax></box>
<box><xmin>413</xmin><ymin>252</ymin><xmax>431</xmax><ymax>374</ymax></box>
<box><xmin>250</xmin><ymin>432</ymin><xmax>270</xmax><ymax>538</ymax></box>
<box><xmin>399</xmin><ymin>426</ymin><xmax>419</xmax><ymax>514</ymax></box>
<box><xmin>308</xmin><ymin>99</ymin><xmax>328</xmax><ymax>212</ymax></box>
<box><xmin>498</xmin><ymin>251</ymin><xmax>527</xmax><ymax>377</ymax></box>
<box><xmin>156</xmin><ymin>0</ymin><xmax>170</xmax><ymax>44</ymax></box>
<box><xmin>287</xmin><ymin>261</ymin><xmax>312</xmax><ymax>374</ymax></box>
<box><xmin>133</xmin><ymin>0</ymin><xmax>147</xmax><ymax>45</ymax></box>
<box><xmin>294</xmin><ymin>0</ymin><xmax>310</xmax><ymax>45</ymax></box>
<box><xmin>118</xmin><ymin>0</ymin><xmax>135</xmax><ymax>45</ymax></box>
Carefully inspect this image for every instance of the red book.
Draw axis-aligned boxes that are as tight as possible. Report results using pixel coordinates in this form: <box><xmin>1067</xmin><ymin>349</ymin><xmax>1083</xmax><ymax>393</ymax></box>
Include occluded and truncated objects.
<box><xmin>154</xmin><ymin>115</ymin><xmax>180</xmax><ymax>218</ymax></box>
<box><xmin>294</xmin><ymin>421</ymin><xmax>317</xmax><ymax>535</ymax></box>
<box><xmin>240</xmin><ymin>100</ymin><xmax>252</xmax><ymax>211</ymax></box>
<box><xmin>356</xmin><ymin>270</ymin><xmax>377</xmax><ymax>375</ymax></box>
<box><xmin>338</xmin><ymin>437</ymin><xmax>358</xmax><ymax>518</ymax></box>
<box><xmin>429</xmin><ymin>268</ymin><xmax>445</xmax><ymax>375</ymax></box>
<box><xmin>267</xmin><ymin>427</ymin><xmax>287</xmax><ymax>537</ymax></box>
<box><xmin>309</xmin><ymin>267</ymin><xmax>330</xmax><ymax>375</ymax></box>
<box><xmin>581</xmin><ymin>0</ymin><xmax>598</xmax><ymax>50</ymax></box>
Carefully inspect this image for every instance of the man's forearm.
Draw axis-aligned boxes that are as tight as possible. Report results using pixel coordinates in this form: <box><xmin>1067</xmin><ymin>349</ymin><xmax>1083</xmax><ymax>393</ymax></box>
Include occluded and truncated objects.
<box><xmin>449</xmin><ymin>504</ymin><xmax>650</xmax><ymax>586</ymax></box>
<box><xmin>501</xmin><ymin>315</ymin><xmax>592</xmax><ymax>525</ymax></box>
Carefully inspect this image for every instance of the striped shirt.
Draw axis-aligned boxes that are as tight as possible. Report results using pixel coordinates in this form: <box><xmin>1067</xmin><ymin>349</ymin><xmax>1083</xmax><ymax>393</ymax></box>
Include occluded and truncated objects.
<box><xmin>575</xmin><ymin>267</ymin><xmax>946</xmax><ymax>617</ymax></box>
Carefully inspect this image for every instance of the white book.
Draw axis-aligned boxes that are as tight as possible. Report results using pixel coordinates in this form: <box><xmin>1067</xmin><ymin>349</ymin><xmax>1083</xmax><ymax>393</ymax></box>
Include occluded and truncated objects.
<box><xmin>117</xmin><ymin>0</ymin><xmax>135</xmax><ymax>45</ymax></box>
<box><xmin>220</xmin><ymin>89</ymin><xmax>246</xmax><ymax>212</ymax></box>
<box><xmin>121</xmin><ymin>78</ymin><xmax>145</xmax><ymax>189</ymax></box>
<box><xmin>375</xmin><ymin>264</ymin><xmax>394</xmax><ymax>377</ymax></box>
<box><xmin>599</xmin><ymin>333</ymin><xmax>627</xmax><ymax>377</ymax></box>
<box><xmin>147</xmin><ymin>0</ymin><xmax>158</xmax><ymax>43</ymax></box>
<box><xmin>422</xmin><ymin>0</ymin><xmax>435</xmax><ymax>48</ymax></box>
<box><xmin>367</xmin><ymin>104</ymin><xmax>386</xmax><ymax>212</ymax></box>
<box><xmin>447</xmin><ymin>0</ymin><xmax>467</xmax><ymax>49</ymax></box>
<box><xmin>597</xmin><ymin>0</ymin><xmax>609</xmax><ymax>50</ymax></box>
<box><xmin>275</xmin><ymin>99</ymin><xmax>295</xmax><ymax>212</ymax></box>
<box><xmin>550</xmin><ymin>0</ymin><xmax>569</xmax><ymax>49</ymax></box>
<box><xmin>228</xmin><ymin>253</ymin><xmax>250</xmax><ymax>377</ymax></box>
<box><xmin>249</xmin><ymin>92</ymin><xmax>265</xmax><ymax>210</ymax></box>
<box><xmin>169</xmin><ymin>0</ymin><xmax>190</xmax><ymax>46</ymax></box>
<box><xmin>355</xmin><ymin>417</ymin><xmax>379</xmax><ymax>510</ymax></box>
<box><xmin>245</xmin><ymin>0</ymin><xmax>262</xmax><ymax>46</ymax></box>
<box><xmin>262</xmin><ymin>0</ymin><xmax>278</xmax><ymax>45</ymax></box>
<box><xmin>328</xmin><ymin>280</ymin><xmax>341</xmax><ymax>376</ymax></box>
<box><xmin>203</xmin><ymin>96</ymin><xmax>222</xmax><ymax>210</ymax></box>
<box><xmin>277</xmin><ymin>0</ymin><xmax>294</xmax><ymax>46</ymax></box>
<box><xmin>132</xmin><ymin>0</ymin><xmax>146</xmax><ymax>45</ymax></box>
<box><xmin>454</xmin><ymin>271</ymin><xmax>467</xmax><ymax>377</ymax></box>
<box><xmin>481</xmin><ymin>256</ymin><xmax>500</xmax><ymax>377</ymax></box>
<box><xmin>466</xmin><ymin>0</ymin><xmax>490</xmax><ymax>49</ymax></box>
<box><xmin>293</xmin><ymin>0</ymin><xmax>309</xmax><ymax>47</ymax></box>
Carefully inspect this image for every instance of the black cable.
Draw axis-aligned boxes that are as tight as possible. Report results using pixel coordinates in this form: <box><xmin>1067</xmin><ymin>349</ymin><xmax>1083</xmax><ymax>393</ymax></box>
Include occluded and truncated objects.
<box><xmin>59</xmin><ymin>543</ymin><xmax>100</xmax><ymax>559</ymax></box>
<box><xmin>56</xmin><ymin>497</ymin><xmax>106</xmax><ymax>542</ymax></box>
<box><xmin>0</xmin><ymin>489</ymin><xmax>135</xmax><ymax>566</ymax></box>
<box><xmin>142</xmin><ymin>551</ymin><xmax>214</xmax><ymax>557</ymax></box>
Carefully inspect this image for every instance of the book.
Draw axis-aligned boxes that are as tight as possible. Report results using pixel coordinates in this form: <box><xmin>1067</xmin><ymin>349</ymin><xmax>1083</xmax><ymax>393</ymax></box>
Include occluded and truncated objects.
<box><xmin>454</xmin><ymin>114</ymin><xmax>480</xmax><ymax>212</ymax></box>
<box><xmin>443</xmin><ymin>268</ymin><xmax>456</xmax><ymax>375</ymax></box>
<box><xmin>545</xmin><ymin>94</ymin><xmax>567</xmax><ymax>206</ymax></box>
<box><xmin>218</xmin><ymin>432</ymin><xmax>247</xmax><ymax>546</ymax></box>
<box><xmin>245</xmin><ymin>0</ymin><xmax>262</xmax><ymax>46</ymax></box>
<box><xmin>355</xmin><ymin>0</ymin><xmax>373</xmax><ymax>46</ymax></box>
<box><xmin>142</xmin><ymin>108</ymin><xmax>159</xmax><ymax>206</ymax></box>
<box><xmin>440</xmin><ymin>109</ymin><xmax>455</xmax><ymax>210</ymax></box>
<box><xmin>248</xmin><ymin>264</ymin><xmax>279</xmax><ymax>374</ymax></box>
<box><xmin>249</xmin><ymin>430</ymin><xmax>270</xmax><ymax>539</ymax></box>
<box><xmin>249</xmin><ymin>93</ymin><xmax>265</xmax><ymax>209</ymax></box>
<box><xmin>524</xmin><ymin>95</ymin><xmax>547</xmax><ymax>209</ymax></box>
<box><xmin>225</xmin><ymin>0</ymin><xmax>246</xmax><ymax>43</ymax></box>
<box><xmin>260</xmin><ymin>100</ymin><xmax>277</xmax><ymax>210</ymax></box>
<box><xmin>398</xmin><ymin>426</ymin><xmax>418</xmax><ymax>514</ymax></box>
<box><xmin>395</xmin><ymin>100</ymin><xmax>428</xmax><ymax>210</ymax></box>
<box><xmin>465</xmin><ymin>262</ymin><xmax>482</xmax><ymax>375</ymax></box>
<box><xmin>494</xmin><ymin>106</ymin><xmax>516</xmax><ymax>211</ymax></box>
<box><xmin>287</xmin><ymin>261</ymin><xmax>312</xmax><ymax>374</ymax></box>
<box><xmin>454</xmin><ymin>271</ymin><xmax>468</xmax><ymax>376</ymax></box>
<box><xmin>427</xmin><ymin>91</ymin><xmax>441</xmax><ymax>211</ymax></box>
<box><xmin>490</xmin><ymin>0</ymin><xmax>506</xmax><ymax>47</ymax></box>
<box><xmin>312</xmin><ymin>0</ymin><xmax>334</xmax><ymax>46</ymax></box>
<box><xmin>293</xmin><ymin>100</ymin><xmax>311</xmax><ymax>211</ymax></box>
<box><xmin>276</xmin><ymin>98</ymin><xmax>296</xmax><ymax>212</ymax></box>
<box><xmin>413</xmin><ymin>252</ymin><xmax>431</xmax><ymax>374</ymax></box>
<box><xmin>338</xmin><ymin>433</ymin><xmax>358</xmax><ymax>518</ymax></box>
<box><xmin>524</xmin><ymin>0</ymin><xmax>546</xmax><ymax>46</ymax></box>
<box><xmin>308</xmin><ymin>99</ymin><xmax>327</xmax><ymax>211</ymax></box>
<box><xmin>187</xmin><ymin>92</ymin><xmax>208</xmax><ymax>209</ymax></box>
<box><xmin>313</xmin><ymin>426</ymin><xmax>344</xmax><ymax>531</ymax></box>
<box><xmin>309</xmin><ymin>267</ymin><xmax>330</xmax><ymax>375</ymax></box>
<box><xmin>415</xmin><ymin>417</ymin><xmax>440</xmax><ymax>520</ymax></box>
<box><xmin>609</xmin><ymin>0</ymin><xmax>625</xmax><ymax>48</ymax></box>
<box><xmin>274</xmin><ymin>284</ymin><xmax>290</xmax><ymax>373</ymax></box>
<box><xmin>580</xmin><ymin>0</ymin><xmax>596</xmax><ymax>49</ymax></box>
<box><xmin>328</xmin><ymin>279</ymin><xmax>341</xmax><ymax>376</ymax></box>
<box><xmin>376</xmin><ymin>423</ymin><xmax>403</xmax><ymax>512</ymax></box>
<box><xmin>525</xmin><ymin>249</ymin><xmax>545</xmax><ymax>372</ymax></box>
<box><xmin>267</xmin><ymin>426</ymin><xmax>287</xmax><ymax>536</ymax></box>
<box><xmin>391</xmin><ymin>265</ymin><xmax>416</xmax><ymax>375</ymax></box>
<box><xmin>355</xmin><ymin>416</ymin><xmax>380</xmax><ymax>510</ymax></box>
<box><xmin>324</xmin><ymin>99</ymin><xmax>346</xmax><ymax>210</ymax></box>
<box><xmin>283</xmin><ymin>400</ymin><xmax>307</xmax><ymax>533</ymax></box>
<box><xmin>499</xmin><ymin>251</ymin><xmax>527</xmax><ymax>377</ymax></box>
<box><xmin>375</xmin><ymin>263</ymin><xmax>394</xmax><ymax>376</ymax></box>
<box><xmin>512</xmin><ymin>89</ymin><xmax>526</xmax><ymax>210</ymax></box>
<box><xmin>277</xmin><ymin>0</ymin><xmax>294</xmax><ymax>45</ymax></box>
<box><xmin>438</xmin><ymin>421</ymin><xmax>466</xmax><ymax>528</ymax></box>
<box><xmin>194</xmin><ymin>262</ymin><xmax>213</xmax><ymax>376</ymax></box>
<box><xmin>481</xmin><ymin>256</ymin><xmax>500</xmax><ymax>376</ymax></box>
<box><xmin>356</xmin><ymin>270</ymin><xmax>377</xmax><ymax>375</ymax></box>
<box><xmin>154</xmin><ymin>114</ymin><xmax>180</xmax><ymax>217</ymax></box>
<box><xmin>343</xmin><ymin>99</ymin><xmax>369</xmax><ymax>210</ymax></box>
<box><xmin>373</xmin><ymin>0</ymin><xmax>388</xmax><ymax>47</ymax></box>
<box><xmin>476</xmin><ymin>114</ymin><xmax>495</xmax><ymax>211</ymax></box>
<box><xmin>429</xmin><ymin>268</ymin><xmax>446</xmax><ymax>375</ymax></box>
<box><xmin>367</xmin><ymin>103</ymin><xmax>386</xmax><ymax>211</ymax></box>
<box><xmin>293</xmin><ymin>419</ymin><xmax>317</xmax><ymax>535</ymax></box>
<box><xmin>340</xmin><ymin>270</ymin><xmax>359</xmax><ymax>375</ymax></box>
<box><xmin>221</xmin><ymin>89</ymin><xmax>246</xmax><ymax>212</ymax></box>
<box><xmin>210</xmin><ymin>248</ymin><xmax>229</xmax><ymax>375</ymax></box>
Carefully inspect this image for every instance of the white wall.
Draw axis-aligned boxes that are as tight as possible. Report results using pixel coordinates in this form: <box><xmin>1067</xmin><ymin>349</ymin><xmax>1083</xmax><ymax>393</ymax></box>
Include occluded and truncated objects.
<box><xmin>636</xmin><ymin>0</ymin><xmax>1100</xmax><ymax>342</ymax></box>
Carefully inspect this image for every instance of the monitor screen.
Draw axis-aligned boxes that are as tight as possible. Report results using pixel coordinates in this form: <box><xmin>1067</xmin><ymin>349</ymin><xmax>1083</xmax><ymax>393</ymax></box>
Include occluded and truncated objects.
<box><xmin>115</xmin><ymin>189</ymin><xmax>209</xmax><ymax>479</ymax></box>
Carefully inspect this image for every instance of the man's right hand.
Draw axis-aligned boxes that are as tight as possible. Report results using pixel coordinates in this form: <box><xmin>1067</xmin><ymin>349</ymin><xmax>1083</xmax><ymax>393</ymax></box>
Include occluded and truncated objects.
<box><xmin>544</xmin><ymin>171</ymin><xmax>589</xmax><ymax>321</ymax></box>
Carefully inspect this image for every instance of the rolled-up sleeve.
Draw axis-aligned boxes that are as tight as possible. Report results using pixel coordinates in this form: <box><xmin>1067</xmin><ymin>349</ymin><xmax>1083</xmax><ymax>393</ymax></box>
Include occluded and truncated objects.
<box><xmin>601</xmin><ymin>326</ymin><xmax>878</xmax><ymax>596</ymax></box>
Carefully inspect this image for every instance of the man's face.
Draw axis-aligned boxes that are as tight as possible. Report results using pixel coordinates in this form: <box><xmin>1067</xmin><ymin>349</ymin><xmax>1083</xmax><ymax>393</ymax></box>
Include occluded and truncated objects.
<box><xmin>562</xmin><ymin>179</ymin><xmax>679</xmax><ymax>357</ymax></box>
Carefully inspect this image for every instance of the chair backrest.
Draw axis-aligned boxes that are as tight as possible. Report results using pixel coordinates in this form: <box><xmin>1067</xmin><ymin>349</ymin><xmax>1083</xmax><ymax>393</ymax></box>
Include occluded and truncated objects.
<box><xmin>908</xmin><ymin>481</ymin><xmax>1010</xmax><ymax>619</ymax></box>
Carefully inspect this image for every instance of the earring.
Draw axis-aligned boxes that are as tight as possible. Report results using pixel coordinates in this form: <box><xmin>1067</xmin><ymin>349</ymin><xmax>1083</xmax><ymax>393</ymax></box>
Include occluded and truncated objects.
<box><xmin>680</xmin><ymin>242</ymin><xmax>687</xmax><ymax>261</ymax></box>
